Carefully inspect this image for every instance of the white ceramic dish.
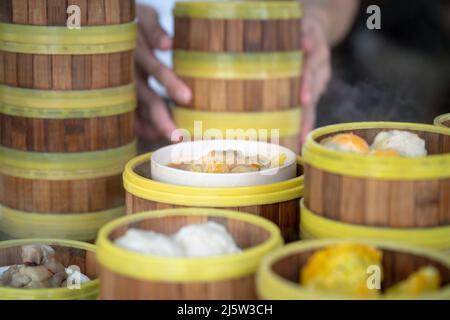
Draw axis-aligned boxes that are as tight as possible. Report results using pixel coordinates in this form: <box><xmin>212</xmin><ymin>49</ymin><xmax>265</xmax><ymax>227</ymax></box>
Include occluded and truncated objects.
<box><xmin>151</xmin><ymin>140</ymin><xmax>297</xmax><ymax>187</ymax></box>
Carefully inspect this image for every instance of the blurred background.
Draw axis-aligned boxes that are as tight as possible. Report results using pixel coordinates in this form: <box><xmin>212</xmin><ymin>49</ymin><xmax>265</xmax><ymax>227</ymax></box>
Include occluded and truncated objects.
<box><xmin>317</xmin><ymin>0</ymin><xmax>450</xmax><ymax>127</ymax></box>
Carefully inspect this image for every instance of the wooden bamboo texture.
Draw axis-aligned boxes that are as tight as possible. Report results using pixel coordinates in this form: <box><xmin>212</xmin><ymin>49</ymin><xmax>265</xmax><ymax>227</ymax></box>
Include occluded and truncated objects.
<box><xmin>125</xmin><ymin>162</ymin><xmax>303</xmax><ymax>243</ymax></box>
<box><xmin>0</xmin><ymin>173</ymin><xmax>124</xmax><ymax>213</ymax></box>
<box><xmin>100</xmin><ymin>214</ymin><xmax>270</xmax><ymax>300</ymax></box>
<box><xmin>0</xmin><ymin>0</ymin><xmax>136</xmax><ymax>90</ymax></box>
<box><xmin>271</xmin><ymin>248</ymin><xmax>450</xmax><ymax>292</ymax></box>
<box><xmin>174</xmin><ymin>18</ymin><xmax>302</xmax><ymax>52</ymax></box>
<box><xmin>304</xmin><ymin>128</ymin><xmax>450</xmax><ymax>228</ymax></box>
<box><xmin>0</xmin><ymin>244</ymin><xmax>97</xmax><ymax>280</ymax></box>
<box><xmin>0</xmin><ymin>0</ymin><xmax>136</xmax><ymax>152</ymax></box>
<box><xmin>0</xmin><ymin>113</ymin><xmax>135</xmax><ymax>152</ymax></box>
<box><xmin>181</xmin><ymin>77</ymin><xmax>300</xmax><ymax>112</ymax></box>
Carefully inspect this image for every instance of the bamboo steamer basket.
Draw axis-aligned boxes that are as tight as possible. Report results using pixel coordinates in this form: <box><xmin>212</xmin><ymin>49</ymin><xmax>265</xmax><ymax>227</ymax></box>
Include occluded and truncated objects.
<box><xmin>97</xmin><ymin>208</ymin><xmax>283</xmax><ymax>300</ymax></box>
<box><xmin>124</xmin><ymin>153</ymin><xmax>304</xmax><ymax>242</ymax></box>
<box><xmin>174</xmin><ymin>1</ymin><xmax>303</xmax><ymax>53</ymax></box>
<box><xmin>300</xmin><ymin>199</ymin><xmax>450</xmax><ymax>254</ymax></box>
<box><xmin>302</xmin><ymin>122</ymin><xmax>450</xmax><ymax>228</ymax></box>
<box><xmin>173</xmin><ymin>1</ymin><xmax>303</xmax><ymax>153</ymax></box>
<box><xmin>257</xmin><ymin>239</ymin><xmax>450</xmax><ymax>300</ymax></box>
<box><xmin>0</xmin><ymin>141</ymin><xmax>137</xmax><ymax>241</ymax></box>
<box><xmin>0</xmin><ymin>0</ymin><xmax>137</xmax><ymax>152</ymax></box>
<box><xmin>434</xmin><ymin>114</ymin><xmax>450</xmax><ymax>128</ymax></box>
<box><xmin>0</xmin><ymin>239</ymin><xmax>98</xmax><ymax>300</ymax></box>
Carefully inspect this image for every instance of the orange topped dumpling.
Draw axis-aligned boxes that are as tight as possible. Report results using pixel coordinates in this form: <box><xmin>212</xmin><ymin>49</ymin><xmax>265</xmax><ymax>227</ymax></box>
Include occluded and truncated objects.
<box><xmin>321</xmin><ymin>133</ymin><xmax>370</xmax><ymax>155</ymax></box>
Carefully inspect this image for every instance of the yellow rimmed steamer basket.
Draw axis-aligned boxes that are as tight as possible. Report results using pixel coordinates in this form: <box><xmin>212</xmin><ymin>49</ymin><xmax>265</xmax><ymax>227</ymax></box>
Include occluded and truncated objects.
<box><xmin>257</xmin><ymin>239</ymin><xmax>450</xmax><ymax>300</ymax></box>
<box><xmin>124</xmin><ymin>153</ymin><xmax>304</xmax><ymax>242</ymax></box>
<box><xmin>0</xmin><ymin>239</ymin><xmax>98</xmax><ymax>300</ymax></box>
<box><xmin>173</xmin><ymin>1</ymin><xmax>303</xmax><ymax>153</ymax></box>
<box><xmin>0</xmin><ymin>1</ymin><xmax>138</xmax><ymax>240</ymax></box>
<box><xmin>96</xmin><ymin>208</ymin><xmax>283</xmax><ymax>300</ymax></box>
<box><xmin>0</xmin><ymin>1</ymin><xmax>137</xmax><ymax>153</ymax></box>
<box><xmin>434</xmin><ymin>114</ymin><xmax>450</xmax><ymax>129</ymax></box>
<box><xmin>301</xmin><ymin>122</ymin><xmax>450</xmax><ymax>252</ymax></box>
<box><xmin>0</xmin><ymin>141</ymin><xmax>137</xmax><ymax>241</ymax></box>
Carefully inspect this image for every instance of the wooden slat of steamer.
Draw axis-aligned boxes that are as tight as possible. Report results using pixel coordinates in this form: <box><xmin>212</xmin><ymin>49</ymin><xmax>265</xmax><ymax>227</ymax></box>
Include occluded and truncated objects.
<box><xmin>388</xmin><ymin>181</ymin><xmax>415</xmax><ymax>228</ymax></box>
<box><xmin>0</xmin><ymin>0</ymin><xmax>13</xmax><ymax>23</ymax></box>
<box><xmin>29</xmin><ymin>118</ymin><xmax>46</xmax><ymax>151</ymax></box>
<box><xmin>32</xmin><ymin>179</ymin><xmax>51</xmax><ymax>213</ymax></box>
<box><xmin>190</xmin><ymin>19</ymin><xmax>210</xmax><ymax>51</ymax></box>
<box><xmin>12</xmin><ymin>0</ymin><xmax>28</xmax><ymax>24</ymax></box>
<box><xmin>244</xmin><ymin>20</ymin><xmax>262</xmax><ymax>52</ymax></box>
<box><xmin>304</xmin><ymin>165</ymin><xmax>324</xmax><ymax>214</ymax></box>
<box><xmin>209</xmin><ymin>19</ymin><xmax>225</xmax><ymax>52</ymax></box>
<box><xmin>47</xmin><ymin>0</ymin><xmax>68</xmax><ymax>26</ymax></box>
<box><xmin>277</xmin><ymin>19</ymin><xmax>292</xmax><ymax>51</ymax></box>
<box><xmin>440</xmin><ymin>179</ymin><xmax>450</xmax><ymax>225</ymax></box>
<box><xmin>414</xmin><ymin>180</ymin><xmax>440</xmax><ymax>228</ymax></box>
<box><xmin>339</xmin><ymin>176</ymin><xmax>366</xmax><ymax>225</ymax></box>
<box><xmin>226</xmin><ymin>79</ymin><xmax>245</xmax><ymax>112</ymax></box>
<box><xmin>0</xmin><ymin>174</ymin><xmax>124</xmax><ymax>213</ymax></box>
<box><xmin>64</xmin><ymin>119</ymin><xmax>87</xmax><ymax>152</ymax></box>
<box><xmin>225</xmin><ymin>20</ymin><xmax>244</xmax><ymax>52</ymax></box>
<box><xmin>364</xmin><ymin>179</ymin><xmax>390</xmax><ymax>226</ymax></box>
<box><xmin>11</xmin><ymin>117</ymin><xmax>27</xmax><ymax>149</ymax></box>
<box><xmin>174</xmin><ymin>18</ymin><xmax>190</xmax><ymax>50</ymax></box>
<box><xmin>3</xmin><ymin>53</ymin><xmax>18</xmax><ymax>86</ymax></box>
<box><xmin>262</xmin><ymin>79</ymin><xmax>279</xmax><ymax>111</ymax></box>
<box><xmin>278</xmin><ymin>200</ymin><xmax>300</xmax><ymax>242</ymax></box>
<box><xmin>262</xmin><ymin>20</ymin><xmax>278</xmax><ymax>52</ymax></box>
<box><xmin>209</xmin><ymin>80</ymin><xmax>227</xmax><ymax>112</ymax></box>
<box><xmin>244</xmin><ymin>80</ymin><xmax>263</xmax><ymax>112</ymax></box>
<box><xmin>323</xmin><ymin>172</ymin><xmax>341</xmax><ymax>221</ymax></box>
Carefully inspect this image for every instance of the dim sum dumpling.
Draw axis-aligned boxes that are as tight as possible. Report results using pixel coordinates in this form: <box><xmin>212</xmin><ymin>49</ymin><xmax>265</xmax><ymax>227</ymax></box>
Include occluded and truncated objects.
<box><xmin>173</xmin><ymin>222</ymin><xmax>241</xmax><ymax>257</ymax></box>
<box><xmin>115</xmin><ymin>229</ymin><xmax>184</xmax><ymax>257</ymax></box>
<box><xmin>371</xmin><ymin>130</ymin><xmax>427</xmax><ymax>157</ymax></box>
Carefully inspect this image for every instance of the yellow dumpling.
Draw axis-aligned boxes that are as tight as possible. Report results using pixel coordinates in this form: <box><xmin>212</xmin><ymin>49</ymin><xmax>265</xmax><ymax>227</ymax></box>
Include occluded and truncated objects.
<box><xmin>386</xmin><ymin>266</ymin><xmax>441</xmax><ymax>296</ymax></box>
<box><xmin>300</xmin><ymin>243</ymin><xmax>383</xmax><ymax>297</ymax></box>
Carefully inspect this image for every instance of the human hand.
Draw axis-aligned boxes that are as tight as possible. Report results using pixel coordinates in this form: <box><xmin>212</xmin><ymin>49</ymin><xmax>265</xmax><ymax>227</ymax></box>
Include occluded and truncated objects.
<box><xmin>299</xmin><ymin>10</ymin><xmax>332</xmax><ymax>145</ymax></box>
<box><xmin>135</xmin><ymin>5</ymin><xmax>191</xmax><ymax>141</ymax></box>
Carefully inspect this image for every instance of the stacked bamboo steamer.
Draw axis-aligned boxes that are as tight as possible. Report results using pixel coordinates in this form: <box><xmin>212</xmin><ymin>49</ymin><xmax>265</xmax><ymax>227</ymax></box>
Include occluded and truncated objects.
<box><xmin>0</xmin><ymin>0</ymin><xmax>137</xmax><ymax>241</ymax></box>
<box><xmin>301</xmin><ymin>122</ymin><xmax>450</xmax><ymax>253</ymax></box>
<box><xmin>172</xmin><ymin>1</ymin><xmax>303</xmax><ymax>153</ymax></box>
